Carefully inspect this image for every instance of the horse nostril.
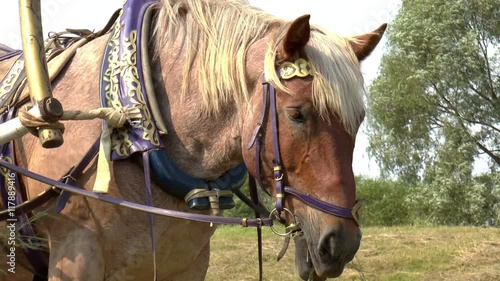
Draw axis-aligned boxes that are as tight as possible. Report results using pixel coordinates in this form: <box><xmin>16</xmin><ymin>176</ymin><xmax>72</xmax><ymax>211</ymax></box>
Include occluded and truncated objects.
<box><xmin>318</xmin><ymin>229</ymin><xmax>338</xmax><ymax>261</ymax></box>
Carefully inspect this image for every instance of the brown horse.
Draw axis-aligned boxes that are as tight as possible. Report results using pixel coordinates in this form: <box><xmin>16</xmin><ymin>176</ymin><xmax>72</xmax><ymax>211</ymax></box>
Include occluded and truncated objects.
<box><xmin>0</xmin><ymin>0</ymin><xmax>385</xmax><ymax>280</ymax></box>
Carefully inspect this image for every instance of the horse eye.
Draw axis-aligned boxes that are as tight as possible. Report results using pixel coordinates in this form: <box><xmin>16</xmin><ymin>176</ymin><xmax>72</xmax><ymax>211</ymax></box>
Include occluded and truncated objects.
<box><xmin>286</xmin><ymin>109</ymin><xmax>304</xmax><ymax>123</ymax></box>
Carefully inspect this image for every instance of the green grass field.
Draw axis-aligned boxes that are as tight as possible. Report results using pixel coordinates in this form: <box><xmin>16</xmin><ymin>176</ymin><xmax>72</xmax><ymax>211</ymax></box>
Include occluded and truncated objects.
<box><xmin>207</xmin><ymin>226</ymin><xmax>500</xmax><ymax>281</ymax></box>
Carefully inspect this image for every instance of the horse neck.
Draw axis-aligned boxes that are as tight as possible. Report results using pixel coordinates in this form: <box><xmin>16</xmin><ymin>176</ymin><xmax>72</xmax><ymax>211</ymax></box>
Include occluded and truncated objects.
<box><xmin>149</xmin><ymin>39</ymin><xmax>245</xmax><ymax>180</ymax></box>
<box><xmin>147</xmin><ymin>4</ymin><xmax>280</xmax><ymax>179</ymax></box>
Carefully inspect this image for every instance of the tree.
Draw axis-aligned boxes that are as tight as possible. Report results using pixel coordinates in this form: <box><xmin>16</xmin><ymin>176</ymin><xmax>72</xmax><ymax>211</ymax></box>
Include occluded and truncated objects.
<box><xmin>368</xmin><ymin>0</ymin><xmax>499</xmax><ymax>182</ymax></box>
<box><xmin>355</xmin><ymin>176</ymin><xmax>411</xmax><ymax>226</ymax></box>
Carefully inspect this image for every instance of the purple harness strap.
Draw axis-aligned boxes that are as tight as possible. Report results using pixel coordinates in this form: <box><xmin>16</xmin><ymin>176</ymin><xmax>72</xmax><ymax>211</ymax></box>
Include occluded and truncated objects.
<box><xmin>0</xmin><ymin>159</ymin><xmax>274</xmax><ymax>227</ymax></box>
<box><xmin>247</xmin><ymin>78</ymin><xmax>270</xmax><ymax>196</ymax></box>
<box><xmin>0</xmin><ymin>49</ymin><xmax>22</xmax><ymax>62</ymax></box>
<box><xmin>0</xmin><ymin>187</ymin><xmax>57</xmax><ymax>221</ymax></box>
<box><xmin>268</xmin><ymin>81</ymin><xmax>286</xmax><ymax>212</ymax></box>
<box><xmin>55</xmin><ymin>138</ymin><xmax>101</xmax><ymax>212</ymax></box>
<box><xmin>284</xmin><ymin>187</ymin><xmax>354</xmax><ymax>219</ymax></box>
<box><xmin>0</xmin><ymin>129</ymin><xmax>101</xmax><ymax>279</ymax></box>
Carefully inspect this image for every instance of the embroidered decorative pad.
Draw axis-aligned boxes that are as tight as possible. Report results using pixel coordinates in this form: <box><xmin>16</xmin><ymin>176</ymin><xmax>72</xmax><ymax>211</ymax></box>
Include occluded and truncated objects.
<box><xmin>100</xmin><ymin>0</ymin><xmax>161</xmax><ymax>159</ymax></box>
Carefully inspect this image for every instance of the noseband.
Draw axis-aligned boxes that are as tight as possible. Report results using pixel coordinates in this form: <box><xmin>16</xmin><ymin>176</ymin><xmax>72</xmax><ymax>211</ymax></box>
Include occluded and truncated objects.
<box><xmin>247</xmin><ymin>59</ymin><xmax>363</xmax><ymax>226</ymax></box>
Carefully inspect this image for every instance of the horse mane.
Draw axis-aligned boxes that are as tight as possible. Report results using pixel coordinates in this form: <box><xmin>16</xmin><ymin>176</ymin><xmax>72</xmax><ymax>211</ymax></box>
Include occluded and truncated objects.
<box><xmin>154</xmin><ymin>0</ymin><xmax>365</xmax><ymax>135</ymax></box>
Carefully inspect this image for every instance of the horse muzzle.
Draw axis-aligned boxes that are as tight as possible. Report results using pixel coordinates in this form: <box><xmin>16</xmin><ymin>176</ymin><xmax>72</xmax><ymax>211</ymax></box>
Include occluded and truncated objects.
<box><xmin>294</xmin><ymin>220</ymin><xmax>361</xmax><ymax>280</ymax></box>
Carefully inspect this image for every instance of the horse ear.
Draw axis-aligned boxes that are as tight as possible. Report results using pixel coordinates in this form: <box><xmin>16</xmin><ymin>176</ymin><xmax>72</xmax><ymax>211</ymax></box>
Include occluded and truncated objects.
<box><xmin>280</xmin><ymin>14</ymin><xmax>311</xmax><ymax>60</ymax></box>
<box><xmin>349</xmin><ymin>23</ymin><xmax>387</xmax><ymax>61</ymax></box>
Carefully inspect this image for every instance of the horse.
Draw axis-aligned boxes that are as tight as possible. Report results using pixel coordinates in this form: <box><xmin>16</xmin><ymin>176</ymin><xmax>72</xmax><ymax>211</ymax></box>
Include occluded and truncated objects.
<box><xmin>0</xmin><ymin>0</ymin><xmax>386</xmax><ymax>280</ymax></box>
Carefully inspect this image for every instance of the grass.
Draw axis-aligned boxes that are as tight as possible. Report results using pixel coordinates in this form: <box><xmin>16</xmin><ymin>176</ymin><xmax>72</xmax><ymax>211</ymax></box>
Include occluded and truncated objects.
<box><xmin>206</xmin><ymin>226</ymin><xmax>500</xmax><ymax>281</ymax></box>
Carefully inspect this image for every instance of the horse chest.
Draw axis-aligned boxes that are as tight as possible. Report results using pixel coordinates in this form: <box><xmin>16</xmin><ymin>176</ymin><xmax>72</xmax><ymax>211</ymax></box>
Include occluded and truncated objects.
<box><xmin>103</xmin><ymin>218</ymin><xmax>215</xmax><ymax>280</ymax></box>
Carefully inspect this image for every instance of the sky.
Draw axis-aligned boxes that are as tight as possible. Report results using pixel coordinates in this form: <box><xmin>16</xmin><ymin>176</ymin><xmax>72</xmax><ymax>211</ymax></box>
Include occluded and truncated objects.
<box><xmin>0</xmin><ymin>0</ymin><xmax>401</xmax><ymax>177</ymax></box>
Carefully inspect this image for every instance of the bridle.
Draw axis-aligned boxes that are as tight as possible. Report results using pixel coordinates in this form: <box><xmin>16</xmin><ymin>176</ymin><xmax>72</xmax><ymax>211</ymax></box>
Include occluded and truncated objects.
<box><xmin>247</xmin><ymin>59</ymin><xmax>363</xmax><ymax>230</ymax></box>
<box><xmin>244</xmin><ymin>61</ymin><xmax>364</xmax><ymax>279</ymax></box>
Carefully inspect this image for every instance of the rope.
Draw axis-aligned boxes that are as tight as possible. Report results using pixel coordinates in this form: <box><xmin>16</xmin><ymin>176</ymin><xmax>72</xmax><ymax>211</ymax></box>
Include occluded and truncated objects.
<box><xmin>16</xmin><ymin>105</ymin><xmax>141</xmax><ymax>194</ymax></box>
<box><xmin>17</xmin><ymin>106</ymin><xmax>141</xmax><ymax>131</ymax></box>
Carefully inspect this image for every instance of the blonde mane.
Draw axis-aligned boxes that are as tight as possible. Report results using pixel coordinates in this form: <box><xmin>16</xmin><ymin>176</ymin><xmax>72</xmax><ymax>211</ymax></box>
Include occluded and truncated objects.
<box><xmin>155</xmin><ymin>0</ymin><xmax>365</xmax><ymax>134</ymax></box>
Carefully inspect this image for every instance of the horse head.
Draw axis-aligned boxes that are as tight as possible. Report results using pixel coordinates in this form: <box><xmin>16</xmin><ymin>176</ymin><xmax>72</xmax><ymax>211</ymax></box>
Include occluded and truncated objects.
<box><xmin>242</xmin><ymin>15</ymin><xmax>386</xmax><ymax>279</ymax></box>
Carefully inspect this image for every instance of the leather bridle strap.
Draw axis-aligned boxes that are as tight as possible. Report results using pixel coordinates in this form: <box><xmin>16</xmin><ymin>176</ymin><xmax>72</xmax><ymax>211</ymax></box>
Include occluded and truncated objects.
<box><xmin>233</xmin><ymin>189</ymin><xmax>270</xmax><ymax>218</ymax></box>
<box><xmin>247</xmin><ymin>77</ymin><xmax>270</xmax><ymax>195</ymax></box>
<box><xmin>0</xmin><ymin>159</ymin><xmax>274</xmax><ymax>227</ymax></box>
<box><xmin>248</xmin><ymin>176</ymin><xmax>263</xmax><ymax>281</ymax></box>
<box><xmin>267</xmin><ymin>81</ymin><xmax>285</xmax><ymax>212</ymax></box>
<box><xmin>284</xmin><ymin>186</ymin><xmax>354</xmax><ymax>219</ymax></box>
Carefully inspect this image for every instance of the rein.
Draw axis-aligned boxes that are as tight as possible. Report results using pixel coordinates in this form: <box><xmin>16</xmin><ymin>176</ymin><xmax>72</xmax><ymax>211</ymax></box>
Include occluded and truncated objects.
<box><xmin>0</xmin><ymin>158</ymin><xmax>274</xmax><ymax>228</ymax></box>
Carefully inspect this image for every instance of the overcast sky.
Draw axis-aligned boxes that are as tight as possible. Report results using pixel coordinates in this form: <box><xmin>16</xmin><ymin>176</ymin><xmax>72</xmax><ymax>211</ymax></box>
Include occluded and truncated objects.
<box><xmin>0</xmin><ymin>0</ymin><xmax>401</xmax><ymax>177</ymax></box>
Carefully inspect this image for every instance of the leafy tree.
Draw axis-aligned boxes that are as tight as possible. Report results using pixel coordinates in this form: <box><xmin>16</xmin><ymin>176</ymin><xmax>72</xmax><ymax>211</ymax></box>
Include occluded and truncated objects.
<box><xmin>368</xmin><ymin>0</ymin><xmax>499</xmax><ymax>182</ymax></box>
<box><xmin>407</xmin><ymin>172</ymin><xmax>500</xmax><ymax>226</ymax></box>
<box><xmin>354</xmin><ymin>175</ymin><xmax>500</xmax><ymax>227</ymax></box>
<box><xmin>356</xmin><ymin>177</ymin><xmax>411</xmax><ymax>226</ymax></box>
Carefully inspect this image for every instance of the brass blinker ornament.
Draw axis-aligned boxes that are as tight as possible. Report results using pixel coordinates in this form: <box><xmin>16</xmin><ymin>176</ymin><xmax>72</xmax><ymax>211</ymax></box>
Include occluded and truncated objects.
<box><xmin>279</xmin><ymin>58</ymin><xmax>312</xmax><ymax>80</ymax></box>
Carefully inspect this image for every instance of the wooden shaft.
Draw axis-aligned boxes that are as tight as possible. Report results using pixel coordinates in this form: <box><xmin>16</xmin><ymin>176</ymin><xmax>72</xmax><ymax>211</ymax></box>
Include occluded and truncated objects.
<box><xmin>19</xmin><ymin>0</ymin><xmax>64</xmax><ymax>148</ymax></box>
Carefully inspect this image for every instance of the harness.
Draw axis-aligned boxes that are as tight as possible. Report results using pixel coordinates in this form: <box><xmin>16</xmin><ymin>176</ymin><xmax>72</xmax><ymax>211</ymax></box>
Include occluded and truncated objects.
<box><xmin>0</xmin><ymin>0</ymin><xmax>363</xmax><ymax>280</ymax></box>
